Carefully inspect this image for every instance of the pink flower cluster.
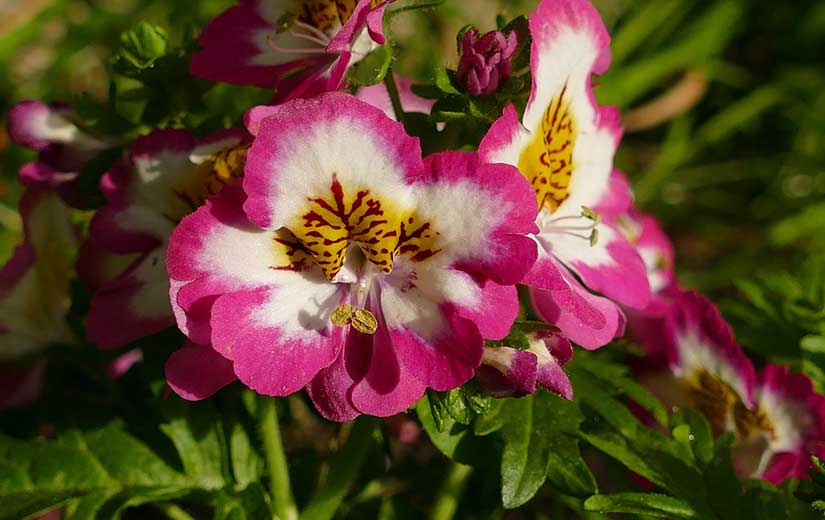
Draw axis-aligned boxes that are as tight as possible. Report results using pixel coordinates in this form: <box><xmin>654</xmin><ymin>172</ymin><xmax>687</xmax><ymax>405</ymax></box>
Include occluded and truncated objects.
<box><xmin>0</xmin><ymin>0</ymin><xmax>822</xmax><ymax>487</ymax></box>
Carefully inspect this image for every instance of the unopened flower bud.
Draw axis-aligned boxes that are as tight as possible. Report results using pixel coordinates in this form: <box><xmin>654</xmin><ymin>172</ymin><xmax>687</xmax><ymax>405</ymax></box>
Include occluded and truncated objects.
<box><xmin>456</xmin><ymin>28</ymin><xmax>518</xmax><ymax>96</ymax></box>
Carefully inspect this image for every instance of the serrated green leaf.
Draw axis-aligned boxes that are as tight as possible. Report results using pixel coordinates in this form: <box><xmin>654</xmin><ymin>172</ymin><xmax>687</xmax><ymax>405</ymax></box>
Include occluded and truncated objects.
<box><xmin>427</xmin><ymin>382</ymin><xmax>493</xmax><ymax>431</ymax></box>
<box><xmin>499</xmin><ymin>391</ymin><xmax>595</xmax><ymax>508</ymax></box>
<box><xmin>583</xmin><ymin>493</ymin><xmax>702</xmax><ymax>519</ymax></box>
<box><xmin>416</xmin><ymin>394</ymin><xmax>496</xmax><ymax>467</ymax></box>
<box><xmin>0</xmin><ymin>423</ymin><xmax>189</xmax><ymax>519</ymax></box>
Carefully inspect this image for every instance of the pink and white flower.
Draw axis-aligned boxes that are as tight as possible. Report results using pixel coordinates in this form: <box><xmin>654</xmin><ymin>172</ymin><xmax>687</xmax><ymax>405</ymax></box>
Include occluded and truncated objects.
<box><xmin>637</xmin><ymin>289</ymin><xmax>825</xmax><ymax>484</ymax></box>
<box><xmin>85</xmin><ymin>128</ymin><xmax>250</xmax><ymax>349</ymax></box>
<box><xmin>191</xmin><ymin>0</ymin><xmax>394</xmax><ymax>100</ymax></box>
<box><xmin>0</xmin><ymin>189</ymin><xmax>77</xmax><ymax>408</ymax></box>
<box><xmin>165</xmin><ymin>92</ymin><xmax>538</xmax><ymax>421</ymax></box>
<box><xmin>7</xmin><ymin>101</ymin><xmax>109</xmax><ymax>207</ymax></box>
<box><xmin>479</xmin><ymin>0</ymin><xmax>650</xmax><ymax>349</ymax></box>
<box><xmin>477</xmin><ymin>331</ymin><xmax>573</xmax><ymax>399</ymax></box>
<box><xmin>733</xmin><ymin>365</ymin><xmax>825</xmax><ymax>484</ymax></box>
<box><xmin>644</xmin><ymin>290</ymin><xmax>757</xmax><ymax>435</ymax></box>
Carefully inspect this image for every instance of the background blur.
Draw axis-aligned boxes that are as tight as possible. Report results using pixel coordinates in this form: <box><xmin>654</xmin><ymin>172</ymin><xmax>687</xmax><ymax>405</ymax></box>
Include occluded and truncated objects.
<box><xmin>1</xmin><ymin>0</ymin><xmax>824</xmax><ymax>372</ymax></box>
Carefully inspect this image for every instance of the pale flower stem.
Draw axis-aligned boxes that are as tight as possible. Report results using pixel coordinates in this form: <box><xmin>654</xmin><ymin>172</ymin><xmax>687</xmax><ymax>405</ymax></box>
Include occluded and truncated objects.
<box><xmin>429</xmin><ymin>461</ymin><xmax>473</xmax><ymax>520</ymax></box>
<box><xmin>383</xmin><ymin>71</ymin><xmax>406</xmax><ymax>125</ymax></box>
<box><xmin>259</xmin><ymin>397</ymin><xmax>299</xmax><ymax>520</ymax></box>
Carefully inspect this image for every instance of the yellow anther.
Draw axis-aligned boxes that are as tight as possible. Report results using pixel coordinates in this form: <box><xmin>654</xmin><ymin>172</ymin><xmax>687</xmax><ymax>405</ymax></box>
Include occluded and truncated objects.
<box><xmin>351</xmin><ymin>308</ymin><xmax>378</xmax><ymax>335</ymax></box>
<box><xmin>330</xmin><ymin>304</ymin><xmax>355</xmax><ymax>327</ymax></box>
<box><xmin>329</xmin><ymin>304</ymin><xmax>378</xmax><ymax>335</ymax></box>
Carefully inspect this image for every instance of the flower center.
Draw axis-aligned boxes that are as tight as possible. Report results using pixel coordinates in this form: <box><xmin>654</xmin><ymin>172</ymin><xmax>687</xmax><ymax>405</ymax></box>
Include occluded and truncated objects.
<box><xmin>733</xmin><ymin>401</ymin><xmax>776</xmax><ymax>441</ymax></box>
<box><xmin>686</xmin><ymin>369</ymin><xmax>742</xmax><ymax>435</ymax></box>
<box><xmin>518</xmin><ymin>83</ymin><xmax>577</xmax><ymax>214</ymax></box>
<box><xmin>168</xmin><ymin>143</ymin><xmax>250</xmax><ymax>222</ymax></box>
<box><xmin>271</xmin><ymin>174</ymin><xmax>441</xmax><ymax>281</ymax></box>
<box><xmin>300</xmin><ymin>0</ymin><xmax>358</xmax><ymax>33</ymax></box>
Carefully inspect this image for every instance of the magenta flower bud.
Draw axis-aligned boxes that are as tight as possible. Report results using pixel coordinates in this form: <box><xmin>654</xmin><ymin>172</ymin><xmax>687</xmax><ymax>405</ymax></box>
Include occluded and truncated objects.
<box><xmin>457</xmin><ymin>28</ymin><xmax>518</xmax><ymax>96</ymax></box>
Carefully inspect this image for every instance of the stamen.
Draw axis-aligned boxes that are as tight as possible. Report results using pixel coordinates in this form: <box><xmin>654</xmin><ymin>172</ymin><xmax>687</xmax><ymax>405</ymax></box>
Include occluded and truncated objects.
<box><xmin>330</xmin><ymin>304</ymin><xmax>378</xmax><ymax>334</ymax></box>
<box><xmin>352</xmin><ymin>308</ymin><xmax>378</xmax><ymax>334</ymax></box>
<box><xmin>276</xmin><ymin>12</ymin><xmax>299</xmax><ymax>33</ymax></box>
<box><xmin>288</xmin><ymin>29</ymin><xmax>331</xmax><ymax>48</ymax></box>
<box><xmin>266</xmin><ymin>34</ymin><xmax>325</xmax><ymax>55</ymax></box>
<box><xmin>580</xmin><ymin>206</ymin><xmax>602</xmax><ymax>222</ymax></box>
<box><xmin>331</xmin><ymin>304</ymin><xmax>355</xmax><ymax>327</ymax></box>
<box><xmin>294</xmin><ymin>20</ymin><xmax>332</xmax><ymax>42</ymax></box>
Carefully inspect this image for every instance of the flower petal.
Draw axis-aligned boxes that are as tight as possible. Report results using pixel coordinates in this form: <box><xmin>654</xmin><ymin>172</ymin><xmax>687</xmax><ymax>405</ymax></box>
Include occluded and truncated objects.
<box><xmin>382</xmin><ymin>290</ymin><xmax>483</xmax><ymax>390</ymax></box>
<box><xmin>478</xmin><ymin>346</ymin><xmax>538</xmax><ymax>397</ymax></box>
<box><xmin>525</xmin><ymin>254</ymin><xmax>625</xmax><ymax>349</ymax></box>
<box><xmin>350</xmin><ymin>320</ymin><xmax>426</xmax><ymax>417</ymax></box>
<box><xmin>0</xmin><ymin>189</ymin><xmax>76</xmax><ymax>359</ymax></box>
<box><xmin>166</xmin><ymin>343</ymin><xmax>237</xmax><ymax>401</ymax></box>
<box><xmin>243</xmin><ymin>92</ymin><xmax>423</xmax><ymax>230</ymax></box>
<box><xmin>0</xmin><ymin>361</ymin><xmax>46</xmax><ymax>410</ymax></box>
<box><xmin>87</xmin><ymin>248</ymin><xmax>173</xmax><ymax>349</ymax></box>
<box><xmin>531</xmin><ymin>331</ymin><xmax>574</xmax><ymax>399</ymax></box>
<box><xmin>665</xmin><ymin>290</ymin><xmax>756</xmax><ymax>407</ymax></box>
<box><xmin>417</xmin><ymin>151</ymin><xmax>539</xmax><ymax>285</ymax></box>
<box><xmin>190</xmin><ymin>0</ymin><xmax>329</xmax><ymax>89</ymax></box>
<box><xmin>8</xmin><ymin>101</ymin><xmax>81</xmax><ymax>151</ymax></box>
<box><xmin>594</xmin><ymin>170</ymin><xmax>633</xmax><ymax>218</ymax></box>
<box><xmin>210</xmin><ymin>287</ymin><xmax>344</xmax><ymax>396</ymax></box>
<box><xmin>547</xmin><ymin>221</ymin><xmax>651</xmax><ymax>309</ymax></box>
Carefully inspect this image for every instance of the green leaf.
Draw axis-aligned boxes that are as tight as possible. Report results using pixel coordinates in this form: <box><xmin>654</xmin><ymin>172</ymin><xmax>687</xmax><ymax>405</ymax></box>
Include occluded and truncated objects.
<box><xmin>0</xmin><ymin>423</ymin><xmax>188</xmax><ymax>519</ymax></box>
<box><xmin>159</xmin><ymin>403</ymin><xmax>228</xmax><ymax>489</ymax></box>
<box><xmin>300</xmin><ymin>418</ymin><xmax>378</xmax><ymax>520</ymax></box>
<box><xmin>583</xmin><ymin>493</ymin><xmax>702</xmax><ymax>519</ymax></box>
<box><xmin>434</xmin><ymin>68</ymin><xmax>461</xmax><ymax>95</ymax></box>
<box><xmin>113</xmin><ymin>22</ymin><xmax>169</xmax><ymax>71</ymax></box>
<box><xmin>473</xmin><ymin>399</ymin><xmax>505</xmax><ymax>436</ymax></box>
<box><xmin>671</xmin><ymin>408</ymin><xmax>714</xmax><ymax>465</ymax></box>
<box><xmin>427</xmin><ymin>382</ymin><xmax>493</xmax><ymax>431</ymax></box>
<box><xmin>415</xmin><ymin>394</ymin><xmax>496</xmax><ymax>467</ymax></box>
<box><xmin>228</xmin><ymin>423</ymin><xmax>263</xmax><ymax>488</ymax></box>
<box><xmin>771</xmin><ymin>203</ymin><xmax>825</xmax><ymax>250</ymax></box>
<box><xmin>345</xmin><ymin>45</ymin><xmax>392</xmax><ymax>87</ymax></box>
<box><xmin>498</xmin><ymin>391</ymin><xmax>595</xmax><ymax>508</ymax></box>
<box><xmin>572</xmin><ymin>351</ymin><xmax>669</xmax><ymax>426</ymax></box>
<box><xmin>211</xmin><ymin>483</ymin><xmax>272</xmax><ymax>520</ymax></box>
<box><xmin>388</xmin><ymin>0</ymin><xmax>447</xmax><ymax>18</ymax></box>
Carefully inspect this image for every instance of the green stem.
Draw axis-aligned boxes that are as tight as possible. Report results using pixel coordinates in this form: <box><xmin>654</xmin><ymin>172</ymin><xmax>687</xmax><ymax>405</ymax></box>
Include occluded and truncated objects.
<box><xmin>154</xmin><ymin>502</ymin><xmax>196</xmax><ymax>520</ymax></box>
<box><xmin>259</xmin><ymin>398</ymin><xmax>298</xmax><ymax>520</ymax></box>
<box><xmin>429</xmin><ymin>461</ymin><xmax>473</xmax><ymax>520</ymax></box>
<box><xmin>300</xmin><ymin>417</ymin><xmax>378</xmax><ymax>520</ymax></box>
<box><xmin>383</xmin><ymin>71</ymin><xmax>406</xmax><ymax>124</ymax></box>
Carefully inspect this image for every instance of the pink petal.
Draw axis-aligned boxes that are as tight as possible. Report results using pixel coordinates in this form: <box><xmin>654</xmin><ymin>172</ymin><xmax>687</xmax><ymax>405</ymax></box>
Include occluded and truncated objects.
<box><xmin>525</xmin><ymin>255</ymin><xmax>625</xmax><ymax>349</ymax></box>
<box><xmin>166</xmin><ymin>343</ymin><xmax>237</xmax><ymax>401</ymax></box>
